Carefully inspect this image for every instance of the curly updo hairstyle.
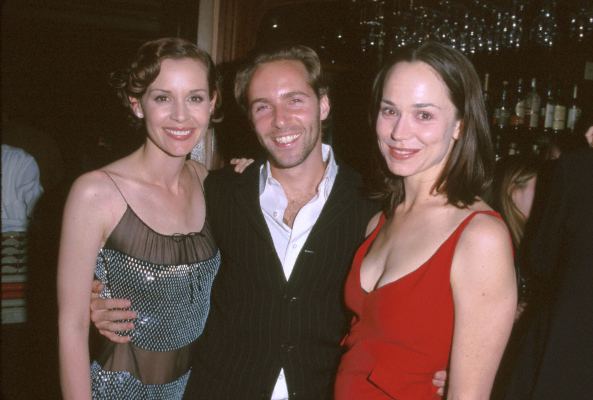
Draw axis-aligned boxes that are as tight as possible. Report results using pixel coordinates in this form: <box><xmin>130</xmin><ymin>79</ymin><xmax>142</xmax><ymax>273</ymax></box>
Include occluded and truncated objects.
<box><xmin>110</xmin><ymin>37</ymin><xmax>222</xmax><ymax>128</ymax></box>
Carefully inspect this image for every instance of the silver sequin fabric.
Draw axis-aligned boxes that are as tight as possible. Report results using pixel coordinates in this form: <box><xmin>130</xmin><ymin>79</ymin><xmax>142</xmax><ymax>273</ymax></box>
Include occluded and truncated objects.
<box><xmin>90</xmin><ymin>361</ymin><xmax>190</xmax><ymax>399</ymax></box>
<box><xmin>95</xmin><ymin>248</ymin><xmax>221</xmax><ymax>351</ymax></box>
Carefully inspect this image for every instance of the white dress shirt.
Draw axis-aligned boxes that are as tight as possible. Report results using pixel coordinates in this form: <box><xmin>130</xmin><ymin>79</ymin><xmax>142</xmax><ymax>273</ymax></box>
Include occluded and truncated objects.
<box><xmin>1</xmin><ymin>145</ymin><xmax>43</xmax><ymax>233</ymax></box>
<box><xmin>259</xmin><ymin>144</ymin><xmax>338</xmax><ymax>400</ymax></box>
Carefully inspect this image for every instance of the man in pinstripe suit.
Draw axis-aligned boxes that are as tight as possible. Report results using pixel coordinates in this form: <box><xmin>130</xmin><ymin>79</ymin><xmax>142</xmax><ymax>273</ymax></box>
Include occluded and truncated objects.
<box><xmin>185</xmin><ymin>45</ymin><xmax>378</xmax><ymax>399</ymax></box>
<box><xmin>91</xmin><ymin>45</ymin><xmax>445</xmax><ymax>399</ymax></box>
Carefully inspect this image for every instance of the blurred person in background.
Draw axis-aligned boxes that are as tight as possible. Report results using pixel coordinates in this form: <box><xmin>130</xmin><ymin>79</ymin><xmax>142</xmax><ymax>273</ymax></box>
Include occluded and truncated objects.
<box><xmin>1</xmin><ymin>144</ymin><xmax>44</xmax><ymax>324</ymax></box>
<box><xmin>494</xmin><ymin>156</ymin><xmax>539</xmax><ymax>250</ymax></box>
<box><xmin>500</xmin><ymin>146</ymin><xmax>593</xmax><ymax>399</ymax></box>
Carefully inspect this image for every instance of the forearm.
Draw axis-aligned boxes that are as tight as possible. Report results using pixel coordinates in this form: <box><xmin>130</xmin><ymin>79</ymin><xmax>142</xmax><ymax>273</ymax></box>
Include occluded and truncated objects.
<box><xmin>59</xmin><ymin>320</ymin><xmax>92</xmax><ymax>400</ymax></box>
<box><xmin>447</xmin><ymin>300</ymin><xmax>515</xmax><ymax>399</ymax></box>
<box><xmin>446</xmin><ymin>366</ymin><xmax>500</xmax><ymax>400</ymax></box>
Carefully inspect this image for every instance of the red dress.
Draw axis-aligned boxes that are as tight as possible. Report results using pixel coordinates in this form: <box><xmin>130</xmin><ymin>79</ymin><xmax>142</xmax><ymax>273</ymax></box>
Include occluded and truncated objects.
<box><xmin>335</xmin><ymin>211</ymin><xmax>499</xmax><ymax>399</ymax></box>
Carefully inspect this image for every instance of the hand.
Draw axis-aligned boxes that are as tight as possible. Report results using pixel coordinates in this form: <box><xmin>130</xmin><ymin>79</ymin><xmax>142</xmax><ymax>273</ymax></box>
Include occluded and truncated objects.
<box><xmin>432</xmin><ymin>369</ymin><xmax>447</xmax><ymax>397</ymax></box>
<box><xmin>90</xmin><ymin>280</ymin><xmax>136</xmax><ymax>343</ymax></box>
<box><xmin>230</xmin><ymin>158</ymin><xmax>254</xmax><ymax>174</ymax></box>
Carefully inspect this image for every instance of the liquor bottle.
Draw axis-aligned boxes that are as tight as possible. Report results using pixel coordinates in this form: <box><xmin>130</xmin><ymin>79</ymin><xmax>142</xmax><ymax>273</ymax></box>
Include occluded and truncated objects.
<box><xmin>523</xmin><ymin>77</ymin><xmax>541</xmax><ymax>132</ymax></box>
<box><xmin>566</xmin><ymin>84</ymin><xmax>582</xmax><ymax>133</ymax></box>
<box><xmin>493</xmin><ymin>80</ymin><xmax>511</xmax><ymax>130</ymax></box>
<box><xmin>493</xmin><ymin>81</ymin><xmax>512</xmax><ymax>157</ymax></box>
<box><xmin>510</xmin><ymin>78</ymin><xmax>525</xmax><ymax>127</ymax></box>
<box><xmin>535</xmin><ymin>81</ymin><xmax>556</xmax><ymax>156</ymax></box>
<box><xmin>552</xmin><ymin>85</ymin><xmax>567</xmax><ymax>134</ymax></box>
<box><xmin>541</xmin><ymin>82</ymin><xmax>555</xmax><ymax>134</ymax></box>
<box><xmin>508</xmin><ymin>78</ymin><xmax>527</xmax><ymax>153</ymax></box>
<box><xmin>482</xmin><ymin>72</ymin><xmax>492</xmax><ymax>122</ymax></box>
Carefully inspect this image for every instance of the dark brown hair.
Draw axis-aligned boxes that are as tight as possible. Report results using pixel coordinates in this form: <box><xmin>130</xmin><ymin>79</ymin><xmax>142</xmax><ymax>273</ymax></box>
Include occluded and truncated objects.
<box><xmin>234</xmin><ymin>44</ymin><xmax>328</xmax><ymax>116</ymax></box>
<box><xmin>370</xmin><ymin>41</ymin><xmax>494</xmax><ymax>215</ymax></box>
<box><xmin>110</xmin><ymin>37</ymin><xmax>221</xmax><ymax>127</ymax></box>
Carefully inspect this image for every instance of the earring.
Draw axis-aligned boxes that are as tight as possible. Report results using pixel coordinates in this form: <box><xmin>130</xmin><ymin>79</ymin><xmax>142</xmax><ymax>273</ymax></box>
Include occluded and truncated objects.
<box><xmin>136</xmin><ymin>111</ymin><xmax>144</xmax><ymax>118</ymax></box>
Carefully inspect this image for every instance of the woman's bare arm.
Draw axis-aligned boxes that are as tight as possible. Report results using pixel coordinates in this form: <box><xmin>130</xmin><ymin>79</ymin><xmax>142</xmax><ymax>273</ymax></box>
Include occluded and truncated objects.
<box><xmin>448</xmin><ymin>213</ymin><xmax>517</xmax><ymax>399</ymax></box>
<box><xmin>57</xmin><ymin>172</ymin><xmax>114</xmax><ymax>399</ymax></box>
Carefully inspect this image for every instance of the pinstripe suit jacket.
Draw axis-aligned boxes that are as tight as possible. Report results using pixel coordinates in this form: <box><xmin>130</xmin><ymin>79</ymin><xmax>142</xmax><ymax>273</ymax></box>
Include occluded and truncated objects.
<box><xmin>184</xmin><ymin>160</ymin><xmax>378</xmax><ymax>399</ymax></box>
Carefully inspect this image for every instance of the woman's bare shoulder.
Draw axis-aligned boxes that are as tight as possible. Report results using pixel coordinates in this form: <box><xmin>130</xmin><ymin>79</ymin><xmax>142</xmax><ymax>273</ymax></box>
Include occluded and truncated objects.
<box><xmin>462</xmin><ymin>209</ymin><xmax>509</xmax><ymax>246</ymax></box>
<box><xmin>455</xmin><ymin>204</ymin><xmax>513</xmax><ymax>270</ymax></box>
<box><xmin>68</xmin><ymin>169</ymin><xmax>124</xmax><ymax>211</ymax></box>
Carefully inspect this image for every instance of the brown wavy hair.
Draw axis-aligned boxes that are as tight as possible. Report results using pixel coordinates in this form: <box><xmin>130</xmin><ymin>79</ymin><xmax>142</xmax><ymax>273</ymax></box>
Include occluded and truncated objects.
<box><xmin>370</xmin><ymin>41</ymin><xmax>494</xmax><ymax>216</ymax></box>
<box><xmin>110</xmin><ymin>37</ymin><xmax>222</xmax><ymax>128</ymax></box>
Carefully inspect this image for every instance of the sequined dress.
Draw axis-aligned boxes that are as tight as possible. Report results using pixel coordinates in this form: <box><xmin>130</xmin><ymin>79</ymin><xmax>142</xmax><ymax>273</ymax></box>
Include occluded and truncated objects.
<box><xmin>90</xmin><ymin>173</ymin><xmax>220</xmax><ymax>399</ymax></box>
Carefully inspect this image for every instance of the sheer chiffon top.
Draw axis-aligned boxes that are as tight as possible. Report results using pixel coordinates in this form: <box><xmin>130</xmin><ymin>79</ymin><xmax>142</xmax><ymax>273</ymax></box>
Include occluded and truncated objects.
<box><xmin>94</xmin><ymin>172</ymin><xmax>220</xmax><ymax>385</ymax></box>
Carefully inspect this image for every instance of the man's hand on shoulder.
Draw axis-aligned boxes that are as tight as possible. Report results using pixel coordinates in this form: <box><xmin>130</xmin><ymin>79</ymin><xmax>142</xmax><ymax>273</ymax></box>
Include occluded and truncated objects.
<box><xmin>90</xmin><ymin>280</ymin><xmax>136</xmax><ymax>344</ymax></box>
<box><xmin>230</xmin><ymin>158</ymin><xmax>254</xmax><ymax>174</ymax></box>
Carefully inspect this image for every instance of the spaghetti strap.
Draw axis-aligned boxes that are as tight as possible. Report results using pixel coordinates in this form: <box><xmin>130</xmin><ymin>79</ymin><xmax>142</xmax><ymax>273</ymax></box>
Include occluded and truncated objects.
<box><xmin>187</xmin><ymin>161</ymin><xmax>206</xmax><ymax>196</ymax></box>
<box><xmin>462</xmin><ymin>210</ymin><xmax>502</xmax><ymax>226</ymax></box>
<box><xmin>472</xmin><ymin>210</ymin><xmax>501</xmax><ymax>218</ymax></box>
<box><xmin>101</xmin><ymin>171</ymin><xmax>129</xmax><ymax>205</ymax></box>
<box><xmin>450</xmin><ymin>210</ymin><xmax>503</xmax><ymax>244</ymax></box>
<box><xmin>370</xmin><ymin>213</ymin><xmax>386</xmax><ymax>239</ymax></box>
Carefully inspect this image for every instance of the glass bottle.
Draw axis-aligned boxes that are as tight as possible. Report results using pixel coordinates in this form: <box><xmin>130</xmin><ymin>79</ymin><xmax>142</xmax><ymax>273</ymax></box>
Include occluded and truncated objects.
<box><xmin>534</xmin><ymin>81</ymin><xmax>555</xmax><ymax>157</ymax></box>
<box><xmin>482</xmin><ymin>72</ymin><xmax>492</xmax><ymax>122</ymax></box>
<box><xmin>510</xmin><ymin>77</ymin><xmax>525</xmax><ymax>127</ymax></box>
<box><xmin>552</xmin><ymin>85</ymin><xmax>567</xmax><ymax>134</ymax></box>
<box><xmin>541</xmin><ymin>82</ymin><xmax>556</xmax><ymax>134</ymax></box>
<box><xmin>494</xmin><ymin>80</ymin><xmax>511</xmax><ymax>130</ymax></box>
<box><xmin>523</xmin><ymin>77</ymin><xmax>541</xmax><ymax>131</ymax></box>
<box><xmin>566</xmin><ymin>84</ymin><xmax>582</xmax><ymax>133</ymax></box>
<box><xmin>509</xmin><ymin>78</ymin><xmax>528</xmax><ymax>153</ymax></box>
<box><xmin>493</xmin><ymin>80</ymin><xmax>512</xmax><ymax>159</ymax></box>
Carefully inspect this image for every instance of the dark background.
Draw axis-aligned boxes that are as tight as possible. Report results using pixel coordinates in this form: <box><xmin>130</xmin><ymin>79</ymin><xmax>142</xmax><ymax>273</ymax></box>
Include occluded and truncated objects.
<box><xmin>1</xmin><ymin>1</ymin><xmax>200</xmax><ymax>398</ymax></box>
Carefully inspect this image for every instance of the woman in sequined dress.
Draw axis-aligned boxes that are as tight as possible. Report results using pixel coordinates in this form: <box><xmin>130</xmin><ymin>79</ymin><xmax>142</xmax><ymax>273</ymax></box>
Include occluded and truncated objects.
<box><xmin>57</xmin><ymin>38</ymin><xmax>222</xmax><ymax>399</ymax></box>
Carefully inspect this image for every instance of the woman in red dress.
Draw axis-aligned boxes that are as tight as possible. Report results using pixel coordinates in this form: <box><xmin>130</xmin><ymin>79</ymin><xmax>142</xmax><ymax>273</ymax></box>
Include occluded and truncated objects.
<box><xmin>335</xmin><ymin>42</ymin><xmax>517</xmax><ymax>399</ymax></box>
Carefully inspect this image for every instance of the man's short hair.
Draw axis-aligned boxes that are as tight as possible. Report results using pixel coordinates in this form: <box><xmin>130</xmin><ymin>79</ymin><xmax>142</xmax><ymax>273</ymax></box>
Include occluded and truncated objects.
<box><xmin>234</xmin><ymin>45</ymin><xmax>328</xmax><ymax>116</ymax></box>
